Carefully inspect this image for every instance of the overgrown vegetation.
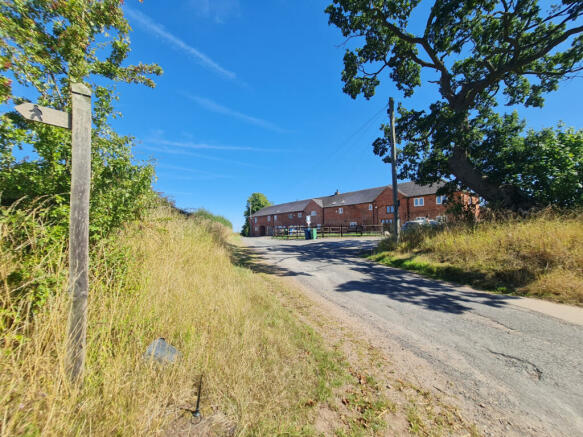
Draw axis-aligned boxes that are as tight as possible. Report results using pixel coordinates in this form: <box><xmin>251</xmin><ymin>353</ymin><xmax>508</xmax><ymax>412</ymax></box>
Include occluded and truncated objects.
<box><xmin>370</xmin><ymin>210</ymin><xmax>583</xmax><ymax>306</ymax></box>
<box><xmin>1</xmin><ymin>205</ymin><xmax>347</xmax><ymax>435</ymax></box>
<box><xmin>1</xmin><ymin>0</ymin><xmax>161</xmax><ymax>240</ymax></box>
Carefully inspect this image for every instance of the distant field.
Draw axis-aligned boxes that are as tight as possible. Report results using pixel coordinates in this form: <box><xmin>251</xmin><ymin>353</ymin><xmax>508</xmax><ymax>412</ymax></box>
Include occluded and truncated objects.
<box><xmin>370</xmin><ymin>211</ymin><xmax>583</xmax><ymax>306</ymax></box>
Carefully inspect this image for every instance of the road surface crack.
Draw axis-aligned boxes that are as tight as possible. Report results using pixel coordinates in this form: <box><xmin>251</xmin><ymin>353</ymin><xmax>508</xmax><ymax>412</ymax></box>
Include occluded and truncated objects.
<box><xmin>487</xmin><ymin>349</ymin><xmax>543</xmax><ymax>380</ymax></box>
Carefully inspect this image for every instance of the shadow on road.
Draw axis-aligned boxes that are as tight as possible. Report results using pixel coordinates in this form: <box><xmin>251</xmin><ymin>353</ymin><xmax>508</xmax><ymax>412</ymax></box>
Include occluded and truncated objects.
<box><xmin>228</xmin><ymin>242</ymin><xmax>312</xmax><ymax>277</ymax></box>
<box><xmin>241</xmin><ymin>238</ymin><xmax>518</xmax><ymax>315</ymax></box>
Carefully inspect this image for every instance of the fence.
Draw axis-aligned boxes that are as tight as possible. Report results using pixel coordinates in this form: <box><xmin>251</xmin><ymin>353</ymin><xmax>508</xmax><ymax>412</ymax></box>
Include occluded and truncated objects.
<box><xmin>273</xmin><ymin>224</ymin><xmax>386</xmax><ymax>239</ymax></box>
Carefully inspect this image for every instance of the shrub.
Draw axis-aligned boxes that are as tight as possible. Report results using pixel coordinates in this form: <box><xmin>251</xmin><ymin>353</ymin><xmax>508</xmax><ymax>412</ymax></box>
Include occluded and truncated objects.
<box><xmin>187</xmin><ymin>208</ymin><xmax>232</xmax><ymax>229</ymax></box>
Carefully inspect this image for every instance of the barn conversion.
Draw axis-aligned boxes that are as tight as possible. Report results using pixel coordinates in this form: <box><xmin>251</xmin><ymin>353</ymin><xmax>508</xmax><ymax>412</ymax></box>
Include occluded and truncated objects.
<box><xmin>248</xmin><ymin>181</ymin><xmax>476</xmax><ymax>237</ymax></box>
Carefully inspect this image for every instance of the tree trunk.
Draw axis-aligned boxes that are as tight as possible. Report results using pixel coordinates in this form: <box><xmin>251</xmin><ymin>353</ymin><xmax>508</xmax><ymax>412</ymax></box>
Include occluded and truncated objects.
<box><xmin>448</xmin><ymin>145</ymin><xmax>536</xmax><ymax>210</ymax></box>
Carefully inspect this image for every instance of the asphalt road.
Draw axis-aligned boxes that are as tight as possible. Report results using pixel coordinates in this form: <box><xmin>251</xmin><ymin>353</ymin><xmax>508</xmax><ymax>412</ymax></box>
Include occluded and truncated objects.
<box><xmin>242</xmin><ymin>237</ymin><xmax>583</xmax><ymax>436</ymax></box>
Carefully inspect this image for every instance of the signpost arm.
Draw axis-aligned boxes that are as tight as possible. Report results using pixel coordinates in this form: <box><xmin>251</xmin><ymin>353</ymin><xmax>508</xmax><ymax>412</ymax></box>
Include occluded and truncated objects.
<box><xmin>389</xmin><ymin>98</ymin><xmax>400</xmax><ymax>241</ymax></box>
<box><xmin>66</xmin><ymin>83</ymin><xmax>92</xmax><ymax>384</ymax></box>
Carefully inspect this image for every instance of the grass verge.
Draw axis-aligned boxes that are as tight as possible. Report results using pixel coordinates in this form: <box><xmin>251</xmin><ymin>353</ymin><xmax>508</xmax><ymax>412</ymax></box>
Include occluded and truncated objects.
<box><xmin>369</xmin><ymin>211</ymin><xmax>583</xmax><ymax>306</ymax></box>
<box><xmin>1</xmin><ymin>207</ymin><xmax>345</xmax><ymax>435</ymax></box>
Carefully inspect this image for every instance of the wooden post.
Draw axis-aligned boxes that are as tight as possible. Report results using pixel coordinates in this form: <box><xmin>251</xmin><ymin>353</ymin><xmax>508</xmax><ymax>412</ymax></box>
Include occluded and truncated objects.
<box><xmin>66</xmin><ymin>83</ymin><xmax>92</xmax><ymax>384</ymax></box>
<box><xmin>389</xmin><ymin>98</ymin><xmax>400</xmax><ymax>241</ymax></box>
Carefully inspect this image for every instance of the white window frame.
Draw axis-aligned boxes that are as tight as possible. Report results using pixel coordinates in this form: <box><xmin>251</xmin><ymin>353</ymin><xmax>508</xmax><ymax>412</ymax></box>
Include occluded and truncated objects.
<box><xmin>349</xmin><ymin>221</ymin><xmax>357</xmax><ymax>227</ymax></box>
<box><xmin>414</xmin><ymin>197</ymin><xmax>424</xmax><ymax>207</ymax></box>
<box><xmin>254</xmin><ymin>217</ymin><xmax>257</xmax><ymax>223</ymax></box>
<box><xmin>338</xmin><ymin>207</ymin><xmax>343</xmax><ymax>214</ymax></box>
<box><xmin>386</xmin><ymin>205</ymin><xmax>394</xmax><ymax>214</ymax></box>
<box><xmin>436</xmin><ymin>195</ymin><xmax>446</xmax><ymax>205</ymax></box>
<box><xmin>267</xmin><ymin>216</ymin><xmax>271</xmax><ymax>222</ymax></box>
<box><xmin>288</xmin><ymin>213</ymin><xmax>293</xmax><ymax>219</ymax></box>
<box><xmin>368</xmin><ymin>204</ymin><xmax>373</xmax><ymax>211</ymax></box>
<box><xmin>311</xmin><ymin>211</ymin><xmax>317</xmax><ymax>216</ymax></box>
<box><xmin>298</xmin><ymin>212</ymin><xmax>302</xmax><ymax>218</ymax></box>
<box><xmin>254</xmin><ymin>226</ymin><xmax>258</xmax><ymax>231</ymax></box>
<box><xmin>274</xmin><ymin>215</ymin><xmax>278</xmax><ymax>221</ymax></box>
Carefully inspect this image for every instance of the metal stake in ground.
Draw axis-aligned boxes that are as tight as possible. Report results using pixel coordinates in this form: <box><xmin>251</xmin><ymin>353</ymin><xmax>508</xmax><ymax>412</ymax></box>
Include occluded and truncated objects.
<box><xmin>193</xmin><ymin>374</ymin><xmax>203</xmax><ymax>418</ymax></box>
<box><xmin>65</xmin><ymin>83</ymin><xmax>92</xmax><ymax>384</ymax></box>
<box><xmin>388</xmin><ymin>98</ymin><xmax>400</xmax><ymax>241</ymax></box>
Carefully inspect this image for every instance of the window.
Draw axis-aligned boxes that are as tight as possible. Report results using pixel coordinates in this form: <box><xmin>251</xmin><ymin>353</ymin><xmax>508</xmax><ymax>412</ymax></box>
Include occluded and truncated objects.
<box><xmin>368</xmin><ymin>204</ymin><xmax>373</xmax><ymax>211</ymax></box>
<box><xmin>311</xmin><ymin>211</ymin><xmax>317</xmax><ymax>216</ymax></box>
<box><xmin>317</xmin><ymin>224</ymin><xmax>321</xmax><ymax>229</ymax></box>
<box><xmin>349</xmin><ymin>221</ymin><xmax>357</xmax><ymax>227</ymax></box>
<box><xmin>338</xmin><ymin>207</ymin><xmax>343</xmax><ymax>214</ymax></box>
<box><xmin>298</xmin><ymin>212</ymin><xmax>302</xmax><ymax>218</ymax></box>
<box><xmin>254</xmin><ymin>217</ymin><xmax>257</xmax><ymax>223</ymax></box>
<box><xmin>381</xmin><ymin>219</ymin><xmax>393</xmax><ymax>224</ymax></box>
<box><xmin>436</xmin><ymin>195</ymin><xmax>446</xmax><ymax>205</ymax></box>
<box><xmin>274</xmin><ymin>215</ymin><xmax>278</xmax><ymax>221</ymax></box>
<box><xmin>386</xmin><ymin>205</ymin><xmax>394</xmax><ymax>214</ymax></box>
<box><xmin>254</xmin><ymin>226</ymin><xmax>258</xmax><ymax>231</ymax></box>
<box><xmin>414</xmin><ymin>197</ymin><xmax>424</xmax><ymax>207</ymax></box>
<box><xmin>288</xmin><ymin>213</ymin><xmax>293</xmax><ymax>219</ymax></box>
<box><xmin>267</xmin><ymin>216</ymin><xmax>271</xmax><ymax>222</ymax></box>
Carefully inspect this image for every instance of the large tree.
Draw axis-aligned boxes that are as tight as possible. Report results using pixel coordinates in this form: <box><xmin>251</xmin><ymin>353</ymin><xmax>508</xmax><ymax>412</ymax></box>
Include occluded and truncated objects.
<box><xmin>326</xmin><ymin>0</ymin><xmax>583</xmax><ymax>209</ymax></box>
<box><xmin>0</xmin><ymin>0</ymin><xmax>162</xmax><ymax>237</ymax></box>
<box><xmin>241</xmin><ymin>192</ymin><xmax>271</xmax><ymax>236</ymax></box>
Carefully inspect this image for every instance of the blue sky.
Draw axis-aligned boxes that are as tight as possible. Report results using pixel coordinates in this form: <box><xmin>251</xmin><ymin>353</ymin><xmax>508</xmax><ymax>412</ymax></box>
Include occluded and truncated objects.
<box><xmin>107</xmin><ymin>1</ymin><xmax>583</xmax><ymax>231</ymax></box>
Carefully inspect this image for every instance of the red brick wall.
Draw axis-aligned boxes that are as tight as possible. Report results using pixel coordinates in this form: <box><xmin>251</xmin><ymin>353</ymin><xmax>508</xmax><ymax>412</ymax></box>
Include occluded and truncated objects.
<box><xmin>375</xmin><ymin>187</ymin><xmax>410</xmax><ymax>224</ymax></box>
<box><xmin>322</xmin><ymin>202</ymin><xmax>377</xmax><ymax>226</ymax></box>
<box><xmin>375</xmin><ymin>187</ymin><xmax>450</xmax><ymax>224</ymax></box>
<box><xmin>249</xmin><ymin>200</ymin><xmax>323</xmax><ymax>236</ymax></box>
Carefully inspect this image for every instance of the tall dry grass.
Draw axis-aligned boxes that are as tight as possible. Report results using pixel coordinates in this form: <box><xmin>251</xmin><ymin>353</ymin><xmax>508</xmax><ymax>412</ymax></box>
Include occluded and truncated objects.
<box><xmin>373</xmin><ymin>210</ymin><xmax>583</xmax><ymax>305</ymax></box>
<box><xmin>1</xmin><ymin>206</ymin><xmax>340</xmax><ymax>436</ymax></box>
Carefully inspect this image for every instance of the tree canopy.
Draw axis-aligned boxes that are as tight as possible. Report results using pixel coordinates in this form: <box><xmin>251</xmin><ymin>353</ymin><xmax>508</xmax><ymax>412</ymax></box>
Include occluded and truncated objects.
<box><xmin>326</xmin><ymin>0</ymin><xmax>583</xmax><ymax>209</ymax></box>
<box><xmin>0</xmin><ymin>0</ymin><xmax>162</xmax><ymax>237</ymax></box>
<box><xmin>241</xmin><ymin>192</ymin><xmax>271</xmax><ymax>236</ymax></box>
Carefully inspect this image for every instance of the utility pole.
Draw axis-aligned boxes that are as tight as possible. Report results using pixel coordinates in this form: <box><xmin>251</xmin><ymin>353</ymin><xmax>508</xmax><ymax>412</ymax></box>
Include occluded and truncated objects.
<box><xmin>389</xmin><ymin>98</ymin><xmax>399</xmax><ymax>241</ymax></box>
<box><xmin>14</xmin><ymin>83</ymin><xmax>92</xmax><ymax>384</ymax></box>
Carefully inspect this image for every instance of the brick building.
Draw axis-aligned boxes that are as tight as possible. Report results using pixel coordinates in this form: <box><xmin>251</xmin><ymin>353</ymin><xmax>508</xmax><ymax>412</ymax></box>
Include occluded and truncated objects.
<box><xmin>249</xmin><ymin>181</ymin><xmax>476</xmax><ymax>236</ymax></box>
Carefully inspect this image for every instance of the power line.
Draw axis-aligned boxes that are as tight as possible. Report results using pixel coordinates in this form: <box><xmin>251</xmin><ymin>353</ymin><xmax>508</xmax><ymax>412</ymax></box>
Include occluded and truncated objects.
<box><xmin>296</xmin><ymin>104</ymin><xmax>388</xmax><ymax>193</ymax></box>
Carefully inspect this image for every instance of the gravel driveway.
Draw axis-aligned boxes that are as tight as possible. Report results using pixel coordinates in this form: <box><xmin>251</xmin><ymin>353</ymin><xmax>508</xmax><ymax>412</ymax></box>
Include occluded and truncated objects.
<box><xmin>242</xmin><ymin>236</ymin><xmax>583</xmax><ymax>436</ymax></box>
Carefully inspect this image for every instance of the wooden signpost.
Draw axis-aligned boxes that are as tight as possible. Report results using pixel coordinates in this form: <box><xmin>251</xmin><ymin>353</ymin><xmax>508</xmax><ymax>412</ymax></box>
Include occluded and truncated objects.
<box><xmin>15</xmin><ymin>102</ymin><xmax>71</xmax><ymax>129</ymax></box>
<box><xmin>16</xmin><ymin>83</ymin><xmax>92</xmax><ymax>384</ymax></box>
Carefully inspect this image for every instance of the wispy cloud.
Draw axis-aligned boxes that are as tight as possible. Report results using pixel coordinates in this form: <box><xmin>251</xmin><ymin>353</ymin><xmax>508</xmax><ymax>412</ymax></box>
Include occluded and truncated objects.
<box><xmin>190</xmin><ymin>0</ymin><xmax>240</xmax><ymax>23</ymax></box>
<box><xmin>156</xmin><ymin>164</ymin><xmax>231</xmax><ymax>180</ymax></box>
<box><xmin>139</xmin><ymin>145</ymin><xmax>262</xmax><ymax>168</ymax></box>
<box><xmin>150</xmin><ymin>139</ymin><xmax>285</xmax><ymax>152</ymax></box>
<box><xmin>187</xmin><ymin>94</ymin><xmax>291</xmax><ymax>134</ymax></box>
<box><xmin>125</xmin><ymin>7</ymin><xmax>237</xmax><ymax>81</ymax></box>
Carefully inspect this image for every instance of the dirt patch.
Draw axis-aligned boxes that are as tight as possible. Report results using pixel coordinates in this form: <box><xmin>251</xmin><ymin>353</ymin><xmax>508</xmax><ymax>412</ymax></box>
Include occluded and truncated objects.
<box><xmin>163</xmin><ymin>411</ymin><xmax>236</xmax><ymax>437</ymax></box>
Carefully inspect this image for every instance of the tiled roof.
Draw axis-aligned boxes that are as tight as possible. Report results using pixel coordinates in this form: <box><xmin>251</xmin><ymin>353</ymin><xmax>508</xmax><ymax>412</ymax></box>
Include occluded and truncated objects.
<box><xmin>251</xmin><ymin>199</ymin><xmax>315</xmax><ymax>217</ymax></box>
<box><xmin>251</xmin><ymin>181</ymin><xmax>445</xmax><ymax>217</ymax></box>
<box><xmin>319</xmin><ymin>186</ymin><xmax>387</xmax><ymax>208</ymax></box>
